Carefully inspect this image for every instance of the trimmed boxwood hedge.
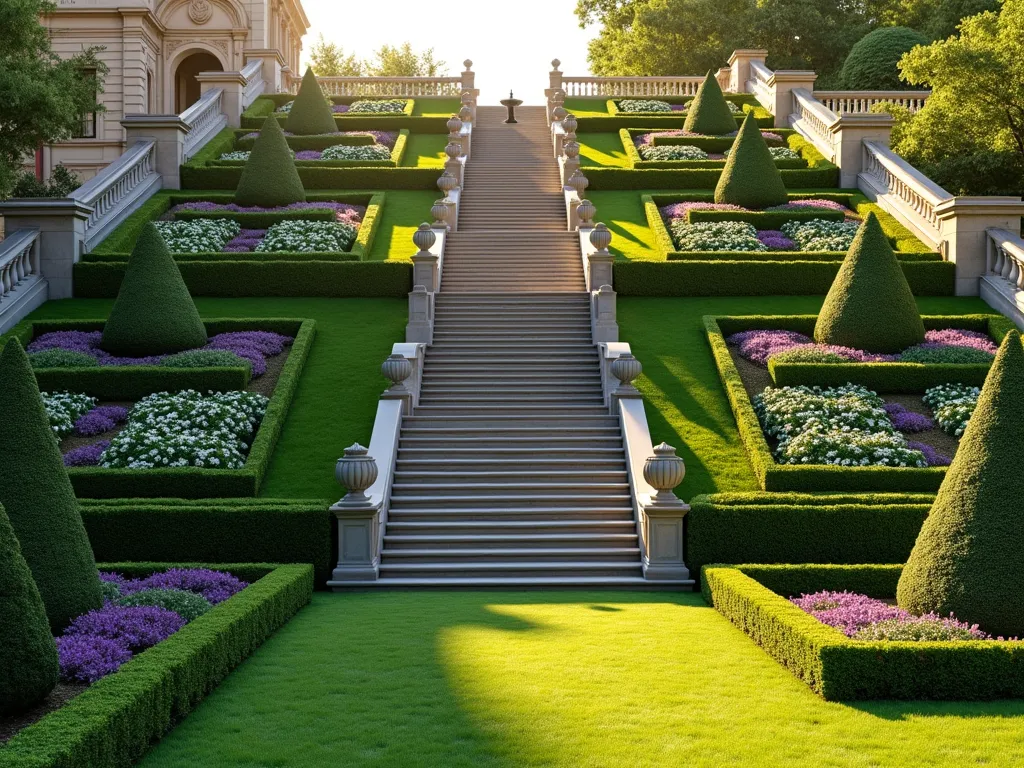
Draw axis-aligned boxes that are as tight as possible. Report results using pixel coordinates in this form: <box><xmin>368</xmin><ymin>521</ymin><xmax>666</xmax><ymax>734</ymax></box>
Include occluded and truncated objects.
<box><xmin>702</xmin><ymin>314</ymin><xmax>947</xmax><ymax>492</ymax></box>
<box><xmin>614</xmin><ymin>259</ymin><xmax>954</xmax><ymax>297</ymax></box>
<box><xmin>180</xmin><ymin>163</ymin><xmax>440</xmax><ymax>191</ymax></box>
<box><xmin>75</xmin><ymin>260</ymin><xmax>413</xmax><ymax>299</ymax></box>
<box><xmin>576</xmin><ymin>94</ymin><xmax>773</xmax><ymax>132</ymax></box>
<box><xmin>65</xmin><ymin>319</ymin><xmax>314</xmax><ymax>499</ymax></box>
<box><xmin>0</xmin><ymin>562</ymin><xmax>312</xmax><ymax>767</ymax></box>
<box><xmin>80</xmin><ymin>500</ymin><xmax>334</xmax><ymax>584</ymax></box>
<box><xmin>210</xmin><ymin>130</ymin><xmax>410</xmax><ymax>169</ymax></box>
<box><xmin>240</xmin><ymin>96</ymin><xmax>449</xmax><ymax>133</ymax></box>
<box><xmin>234</xmin><ymin>129</ymin><xmax>375</xmax><ymax>151</ymax></box>
<box><xmin>708</xmin><ymin>313</ymin><xmax>1012</xmax><ymax>391</ymax></box>
<box><xmin>618</xmin><ymin>129</ymin><xmax>808</xmax><ymax>170</ymax></box>
<box><xmin>686</xmin><ymin>492</ymin><xmax>933</xmax><ymax>582</ymax></box>
<box><xmin>702</xmin><ymin>564</ymin><xmax>1024</xmax><ymax>701</ymax></box>
<box><xmin>644</xmin><ymin>127</ymin><xmax>790</xmax><ymax>152</ymax></box>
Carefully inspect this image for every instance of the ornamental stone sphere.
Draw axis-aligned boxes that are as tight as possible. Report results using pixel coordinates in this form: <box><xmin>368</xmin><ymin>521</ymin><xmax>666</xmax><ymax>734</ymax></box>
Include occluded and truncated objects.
<box><xmin>459</xmin><ymin>105</ymin><xmax>472</xmax><ymax>122</ymax></box>
<box><xmin>444</xmin><ymin>141</ymin><xmax>461</xmax><ymax>160</ymax></box>
<box><xmin>568</xmin><ymin>169</ymin><xmax>589</xmax><ymax>197</ymax></box>
<box><xmin>643</xmin><ymin>442</ymin><xmax>686</xmax><ymax>500</ymax></box>
<box><xmin>589</xmin><ymin>222</ymin><xmax>611</xmax><ymax>252</ymax></box>
<box><xmin>610</xmin><ymin>352</ymin><xmax>642</xmax><ymax>387</ymax></box>
<box><xmin>551</xmin><ymin>58</ymin><xmax>561</xmax><ymax>70</ymax></box>
<box><xmin>463</xmin><ymin>59</ymin><xmax>473</xmax><ymax>69</ymax></box>
<box><xmin>413</xmin><ymin>222</ymin><xmax>436</xmax><ymax>252</ymax></box>
<box><xmin>447</xmin><ymin>115</ymin><xmax>463</xmax><ymax>134</ymax></box>
<box><xmin>563</xmin><ymin>114</ymin><xmax>578</xmax><ymax>134</ymax></box>
<box><xmin>563</xmin><ymin>141</ymin><xmax>580</xmax><ymax>160</ymax></box>
<box><xmin>552</xmin><ymin>105</ymin><xmax>567</xmax><ymax>121</ymax></box>
<box><xmin>335</xmin><ymin>443</ymin><xmax>378</xmax><ymax>499</ymax></box>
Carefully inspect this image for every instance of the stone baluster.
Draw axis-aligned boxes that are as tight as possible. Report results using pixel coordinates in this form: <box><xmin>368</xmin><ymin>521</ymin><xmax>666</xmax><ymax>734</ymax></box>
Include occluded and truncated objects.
<box><xmin>431</xmin><ymin>199</ymin><xmax>451</xmax><ymax>231</ymax></box>
<box><xmin>411</xmin><ymin>223</ymin><xmax>439</xmax><ymax>293</ymax></box>
<box><xmin>380</xmin><ymin>352</ymin><xmax>414</xmax><ymax>413</ymax></box>
<box><xmin>641</xmin><ymin>443</ymin><xmax>690</xmax><ymax>581</ymax></box>
<box><xmin>561</xmin><ymin>140</ymin><xmax>580</xmax><ymax>188</ymax></box>
<box><xmin>587</xmin><ymin>221</ymin><xmax>614</xmax><ymax>291</ymax></box>
<box><xmin>331</xmin><ymin>444</ymin><xmax>382</xmax><ymax>582</ymax></box>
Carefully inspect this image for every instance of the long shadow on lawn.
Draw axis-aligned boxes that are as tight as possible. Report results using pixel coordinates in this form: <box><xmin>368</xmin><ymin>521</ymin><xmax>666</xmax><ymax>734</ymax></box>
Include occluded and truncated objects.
<box><xmin>852</xmin><ymin>700</ymin><xmax>1024</xmax><ymax>721</ymax></box>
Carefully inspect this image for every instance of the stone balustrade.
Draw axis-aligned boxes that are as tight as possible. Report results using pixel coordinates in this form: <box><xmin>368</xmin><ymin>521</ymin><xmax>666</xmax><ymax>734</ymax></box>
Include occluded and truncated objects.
<box><xmin>240</xmin><ymin>60</ymin><xmax>266</xmax><ymax>109</ymax></box>
<box><xmin>981</xmin><ymin>229</ymin><xmax>1024</xmax><ymax>327</ymax></box>
<box><xmin>0</xmin><ymin>228</ymin><xmax>47</xmax><ymax>333</ymax></box>
<box><xmin>555</xmin><ymin>74</ymin><xmax>727</xmax><ymax>97</ymax></box>
<box><xmin>181</xmin><ymin>88</ymin><xmax>229</xmax><ymax>160</ymax></box>
<box><xmin>312</xmin><ymin>60</ymin><xmax>475</xmax><ymax>101</ymax></box>
<box><xmin>789</xmin><ymin>88</ymin><xmax>839</xmax><ymax>160</ymax></box>
<box><xmin>815</xmin><ymin>90</ymin><xmax>930</xmax><ymax>115</ymax></box>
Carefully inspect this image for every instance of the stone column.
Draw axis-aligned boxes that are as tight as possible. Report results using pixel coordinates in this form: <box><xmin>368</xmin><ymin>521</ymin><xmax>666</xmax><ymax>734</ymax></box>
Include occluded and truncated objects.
<box><xmin>195</xmin><ymin>71</ymin><xmax>248</xmax><ymax>128</ymax></box>
<box><xmin>546</xmin><ymin>61</ymin><xmax>564</xmax><ymax>123</ymax></box>
<box><xmin>727</xmin><ymin>49</ymin><xmax>768</xmax><ymax>94</ymax></box>
<box><xmin>767</xmin><ymin>71</ymin><xmax>818</xmax><ymax>128</ymax></box>
<box><xmin>641</xmin><ymin>443</ymin><xmax>691</xmax><ymax>581</ymax></box>
<box><xmin>461</xmin><ymin>60</ymin><xmax>475</xmax><ymax>95</ymax></box>
<box><xmin>121</xmin><ymin>114</ymin><xmax>188</xmax><ymax>190</ymax></box>
<box><xmin>330</xmin><ymin>444</ymin><xmax>382</xmax><ymax>583</ymax></box>
<box><xmin>592</xmin><ymin>284</ymin><xmax>618</xmax><ymax>343</ymax></box>
<box><xmin>935</xmin><ymin>197</ymin><xmax>1024</xmax><ymax>296</ymax></box>
<box><xmin>828</xmin><ymin>114</ymin><xmax>894</xmax><ymax>188</ymax></box>
<box><xmin>0</xmin><ymin>200</ymin><xmax>93</xmax><ymax>299</ymax></box>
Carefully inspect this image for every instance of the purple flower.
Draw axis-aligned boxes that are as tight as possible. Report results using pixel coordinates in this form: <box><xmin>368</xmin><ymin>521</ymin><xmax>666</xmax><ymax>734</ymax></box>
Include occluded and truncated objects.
<box><xmin>670</xmin><ymin>104</ymin><xmax>687</xmax><ymax>111</ymax></box>
<box><xmin>905</xmin><ymin>440</ymin><xmax>952</xmax><ymax>466</ymax></box>
<box><xmin>659</xmin><ymin>201</ymin><xmax>744</xmax><ymax>223</ymax></box>
<box><xmin>332</xmin><ymin>104</ymin><xmax>350</xmax><ymax>113</ymax></box>
<box><xmin>294</xmin><ymin>150</ymin><xmax>322</xmax><ymax>160</ymax></box>
<box><xmin>28</xmin><ymin>330</ymin><xmax>102</xmax><ymax>354</ymax></box>
<box><xmin>791</xmin><ymin>591</ymin><xmax>911</xmax><ymax>637</ymax></box>
<box><xmin>923</xmin><ymin>328</ymin><xmax>998</xmax><ymax>353</ymax></box>
<box><xmin>56</xmin><ymin>634</ymin><xmax>133</xmax><ymax>683</ymax></box>
<box><xmin>64</xmin><ymin>604</ymin><xmax>185</xmax><ymax>652</ymax></box>
<box><xmin>74</xmin><ymin>406</ymin><xmax>129</xmax><ymax>437</ymax></box>
<box><xmin>884</xmin><ymin>403</ymin><xmax>935</xmax><ymax>433</ymax></box>
<box><xmin>132</xmin><ymin>568</ymin><xmax>248</xmax><ymax>605</ymax></box>
<box><xmin>756</xmin><ymin>230</ymin><xmax>796</xmax><ymax>250</ymax></box>
<box><xmin>726</xmin><ymin>329</ymin><xmax>813</xmax><ymax>365</ymax></box>
<box><xmin>63</xmin><ymin>440</ymin><xmax>110</xmax><ymax>467</ymax></box>
<box><xmin>170</xmin><ymin>200</ymin><xmax>366</xmax><ymax>225</ymax></box>
<box><xmin>768</xmin><ymin>199</ymin><xmax>849</xmax><ymax>213</ymax></box>
<box><xmin>221</xmin><ymin>228</ymin><xmax>267</xmax><ymax>253</ymax></box>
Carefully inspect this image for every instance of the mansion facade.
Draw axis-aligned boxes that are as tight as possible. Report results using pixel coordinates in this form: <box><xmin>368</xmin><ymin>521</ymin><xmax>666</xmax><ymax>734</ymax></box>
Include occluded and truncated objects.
<box><xmin>39</xmin><ymin>0</ymin><xmax>308</xmax><ymax>180</ymax></box>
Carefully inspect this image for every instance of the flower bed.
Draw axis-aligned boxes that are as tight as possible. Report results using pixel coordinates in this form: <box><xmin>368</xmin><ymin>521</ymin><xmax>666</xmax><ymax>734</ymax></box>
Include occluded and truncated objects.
<box><xmin>610</xmin><ymin>97</ymin><xmax>744</xmax><ymax>116</ymax></box>
<box><xmin>620</xmin><ymin>128</ymin><xmax>809</xmax><ymax>169</ymax></box>
<box><xmin>702</xmin><ymin>564</ymin><xmax>1024</xmax><ymax>700</ymax></box>
<box><xmin>0</xmin><ymin>562</ymin><xmax>312</xmax><ymax>766</ymax></box>
<box><xmin>235</xmin><ymin>129</ymin><xmax>395</xmax><ymax>151</ymax></box>
<box><xmin>276</xmin><ymin>97</ymin><xmax>412</xmax><ymax>116</ymax></box>
<box><xmin>215</xmin><ymin>142</ymin><xmax>395</xmax><ymax>166</ymax></box>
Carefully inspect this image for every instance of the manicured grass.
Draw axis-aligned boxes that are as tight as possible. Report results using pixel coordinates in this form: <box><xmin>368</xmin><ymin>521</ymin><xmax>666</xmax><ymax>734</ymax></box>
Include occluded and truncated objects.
<box><xmin>564</xmin><ymin>97</ymin><xmax>614</xmax><ymax>117</ymax></box>
<box><xmin>618</xmin><ymin>295</ymin><xmax>994</xmax><ymax>499</ymax></box>
<box><xmin>578</xmin><ymin>132</ymin><xmax>630</xmax><ymax>168</ymax></box>
<box><xmin>587</xmin><ymin>189</ymin><xmax>663</xmax><ymax>261</ymax></box>
<box><xmin>401</xmin><ymin>134</ymin><xmax>448</xmax><ymax>168</ymax></box>
<box><xmin>368</xmin><ymin>190</ymin><xmax>439</xmax><ymax>262</ymax></box>
<box><xmin>138</xmin><ymin>590</ymin><xmax>1024</xmax><ymax>767</ymax></box>
<box><xmin>19</xmin><ymin>297</ymin><xmax>406</xmax><ymax>500</ymax></box>
<box><xmin>412</xmin><ymin>97</ymin><xmax>462</xmax><ymax>117</ymax></box>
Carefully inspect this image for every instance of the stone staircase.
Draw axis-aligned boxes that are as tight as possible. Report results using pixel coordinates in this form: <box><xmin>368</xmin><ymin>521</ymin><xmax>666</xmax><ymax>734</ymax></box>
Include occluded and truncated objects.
<box><xmin>376</xmin><ymin>106</ymin><xmax>652</xmax><ymax>586</ymax></box>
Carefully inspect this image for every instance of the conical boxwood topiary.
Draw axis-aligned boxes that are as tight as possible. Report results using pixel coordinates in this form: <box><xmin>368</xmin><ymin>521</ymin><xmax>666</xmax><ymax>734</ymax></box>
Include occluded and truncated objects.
<box><xmin>897</xmin><ymin>331</ymin><xmax>1024</xmax><ymax>638</ymax></box>
<box><xmin>714</xmin><ymin>112</ymin><xmax>789</xmax><ymax>208</ymax></box>
<box><xmin>0</xmin><ymin>501</ymin><xmax>59</xmax><ymax>716</ymax></box>
<box><xmin>285</xmin><ymin>67</ymin><xmax>338</xmax><ymax>136</ymax></box>
<box><xmin>813</xmin><ymin>212</ymin><xmax>925</xmax><ymax>353</ymax></box>
<box><xmin>684</xmin><ymin>71</ymin><xmax>739</xmax><ymax>136</ymax></box>
<box><xmin>0</xmin><ymin>339</ymin><xmax>102</xmax><ymax>632</ymax></box>
<box><xmin>101</xmin><ymin>223</ymin><xmax>208</xmax><ymax>356</ymax></box>
<box><xmin>234</xmin><ymin>114</ymin><xmax>306</xmax><ymax>207</ymax></box>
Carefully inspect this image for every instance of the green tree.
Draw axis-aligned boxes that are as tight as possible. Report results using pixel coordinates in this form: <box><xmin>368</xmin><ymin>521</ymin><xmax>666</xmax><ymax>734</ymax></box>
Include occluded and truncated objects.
<box><xmin>840</xmin><ymin>27</ymin><xmax>928</xmax><ymax>89</ymax></box>
<box><xmin>365</xmin><ymin>43</ymin><xmax>447</xmax><ymax>77</ymax></box>
<box><xmin>308</xmin><ymin>35</ymin><xmax>362</xmax><ymax>77</ymax></box>
<box><xmin>881</xmin><ymin>0</ymin><xmax>1002</xmax><ymax>39</ymax></box>
<box><xmin>893</xmin><ymin>1</ymin><xmax>1024</xmax><ymax>163</ymax></box>
<box><xmin>0</xmin><ymin>0</ymin><xmax>107</xmax><ymax>198</ymax></box>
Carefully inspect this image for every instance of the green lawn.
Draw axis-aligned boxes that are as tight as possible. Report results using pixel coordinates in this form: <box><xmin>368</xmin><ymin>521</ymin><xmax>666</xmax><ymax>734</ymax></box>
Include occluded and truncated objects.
<box><xmin>412</xmin><ymin>97</ymin><xmax>462</xmax><ymax>117</ymax></box>
<box><xmin>138</xmin><ymin>590</ymin><xmax>1024</xmax><ymax>767</ymax></box>
<box><xmin>369</xmin><ymin>189</ymin><xmax>439</xmax><ymax>262</ymax></box>
<box><xmin>587</xmin><ymin>189</ymin><xmax>663</xmax><ymax>261</ymax></box>
<box><xmin>619</xmin><ymin>295</ymin><xmax>994</xmax><ymax>499</ymax></box>
<box><xmin>578</xmin><ymin>132</ymin><xmax>630</xmax><ymax>168</ymax></box>
<box><xmin>21</xmin><ymin>297</ymin><xmax>406</xmax><ymax>500</ymax></box>
<box><xmin>401</xmin><ymin>134</ymin><xmax>448</xmax><ymax>168</ymax></box>
<box><xmin>564</xmin><ymin>97</ymin><xmax>615</xmax><ymax>117</ymax></box>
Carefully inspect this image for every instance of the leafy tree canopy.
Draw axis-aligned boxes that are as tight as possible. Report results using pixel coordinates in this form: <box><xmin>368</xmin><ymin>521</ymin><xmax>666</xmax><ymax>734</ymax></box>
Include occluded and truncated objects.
<box><xmin>306</xmin><ymin>40</ymin><xmax>447</xmax><ymax>78</ymax></box>
<box><xmin>0</xmin><ymin>0</ymin><xmax>107</xmax><ymax>198</ymax></box>
<box><xmin>308</xmin><ymin>35</ymin><xmax>362</xmax><ymax>77</ymax></box>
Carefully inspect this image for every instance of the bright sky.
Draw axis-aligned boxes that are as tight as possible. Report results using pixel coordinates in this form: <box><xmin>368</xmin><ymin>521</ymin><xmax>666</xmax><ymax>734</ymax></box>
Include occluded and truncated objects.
<box><xmin>299</xmin><ymin>0</ymin><xmax>596</xmax><ymax>105</ymax></box>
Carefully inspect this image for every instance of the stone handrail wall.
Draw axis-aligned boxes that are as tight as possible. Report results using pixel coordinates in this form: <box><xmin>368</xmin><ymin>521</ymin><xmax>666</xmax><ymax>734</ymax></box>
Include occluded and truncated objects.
<box><xmin>0</xmin><ymin>228</ymin><xmax>41</xmax><ymax>303</ymax></box>
<box><xmin>241</xmin><ymin>60</ymin><xmax>266</xmax><ymax>109</ymax></box>
<box><xmin>985</xmin><ymin>228</ymin><xmax>1024</xmax><ymax>291</ymax></box>
<box><xmin>747</xmin><ymin>61</ymin><xmax>775</xmax><ymax>110</ymax></box>
<box><xmin>815</xmin><ymin>90</ymin><xmax>930</xmax><ymax>114</ymax></box>
<box><xmin>70</xmin><ymin>140</ymin><xmax>160</xmax><ymax>250</ymax></box>
<box><xmin>860</xmin><ymin>140</ymin><xmax>951</xmax><ymax>248</ymax></box>
<box><xmin>181</xmin><ymin>88</ymin><xmax>228</xmax><ymax>162</ymax></box>
<box><xmin>558</xmin><ymin>75</ymin><xmax>724</xmax><ymax>97</ymax></box>
<box><xmin>311</xmin><ymin>77</ymin><xmax>463</xmax><ymax>97</ymax></box>
<box><xmin>790</xmin><ymin>87</ymin><xmax>839</xmax><ymax>159</ymax></box>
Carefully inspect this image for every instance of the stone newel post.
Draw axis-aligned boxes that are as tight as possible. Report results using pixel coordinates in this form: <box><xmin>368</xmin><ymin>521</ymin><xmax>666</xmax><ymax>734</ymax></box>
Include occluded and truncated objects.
<box><xmin>411</xmin><ymin>223</ymin><xmax>439</xmax><ymax>293</ymax></box>
<box><xmin>121</xmin><ymin>114</ymin><xmax>188</xmax><ymax>190</ymax></box>
<box><xmin>592</xmin><ymin>284</ymin><xmax>618</xmax><ymax>343</ymax></box>
<box><xmin>641</xmin><ymin>443</ymin><xmax>690</xmax><ymax>581</ymax></box>
<box><xmin>380</xmin><ymin>352</ymin><xmax>414</xmax><ymax>414</ymax></box>
<box><xmin>587</xmin><ymin>222</ymin><xmax>614</xmax><ymax>289</ymax></box>
<box><xmin>195</xmin><ymin>71</ymin><xmax>247</xmax><ymax>127</ymax></box>
<box><xmin>406</xmin><ymin>284</ymin><xmax>433</xmax><ymax>344</ymax></box>
<box><xmin>331</xmin><ymin>444</ymin><xmax>382</xmax><ymax>582</ymax></box>
<box><xmin>561</xmin><ymin>140</ymin><xmax>581</xmax><ymax>187</ymax></box>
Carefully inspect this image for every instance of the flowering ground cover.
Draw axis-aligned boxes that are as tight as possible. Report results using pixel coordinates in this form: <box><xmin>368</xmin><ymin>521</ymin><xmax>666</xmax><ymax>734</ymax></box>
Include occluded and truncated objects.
<box><xmin>615</xmin><ymin>98</ymin><xmax>742</xmax><ymax>114</ymax></box>
<box><xmin>154</xmin><ymin>215</ymin><xmax>361</xmax><ymax>254</ymax></box>
<box><xmin>276</xmin><ymin>99</ymin><xmax>408</xmax><ymax>115</ymax></box>
<box><xmin>240</xmin><ymin>130</ymin><xmax>399</xmax><ymax>148</ymax></box>
<box><xmin>219</xmin><ymin>144</ymin><xmax>392</xmax><ymax>162</ymax></box>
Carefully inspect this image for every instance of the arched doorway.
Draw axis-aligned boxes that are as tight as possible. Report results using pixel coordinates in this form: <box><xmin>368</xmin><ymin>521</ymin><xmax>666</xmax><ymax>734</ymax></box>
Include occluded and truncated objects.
<box><xmin>174</xmin><ymin>51</ymin><xmax>223</xmax><ymax>113</ymax></box>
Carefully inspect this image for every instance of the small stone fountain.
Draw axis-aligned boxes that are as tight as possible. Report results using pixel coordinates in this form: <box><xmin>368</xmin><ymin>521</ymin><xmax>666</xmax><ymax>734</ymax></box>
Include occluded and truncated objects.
<box><xmin>500</xmin><ymin>90</ymin><xmax>523</xmax><ymax>124</ymax></box>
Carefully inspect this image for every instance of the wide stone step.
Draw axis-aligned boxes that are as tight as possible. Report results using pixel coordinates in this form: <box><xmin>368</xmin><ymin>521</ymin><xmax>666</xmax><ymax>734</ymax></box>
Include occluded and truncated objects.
<box><xmin>397</xmin><ymin>447</ymin><xmax>625</xmax><ymax>459</ymax></box>
<box><xmin>416</xmin><ymin>396</ymin><xmax>605</xmax><ymax>407</ymax></box>
<box><xmin>402</xmin><ymin>416</ymin><xmax>619</xmax><ymax>427</ymax></box>
<box><xmin>394</xmin><ymin>459</ymin><xmax>626</xmax><ymax>472</ymax></box>
<box><xmin>385</xmin><ymin>519</ymin><xmax>637</xmax><ymax>536</ymax></box>
<box><xmin>335</xmin><ymin>575</ymin><xmax>693</xmax><ymax>588</ymax></box>
<box><xmin>389</xmin><ymin>492</ymin><xmax>632</xmax><ymax>509</ymax></box>
<box><xmin>383</xmin><ymin>532</ymin><xmax>638</xmax><ymax>549</ymax></box>
<box><xmin>392</xmin><ymin>470</ymin><xmax>628</xmax><ymax>484</ymax></box>
<box><xmin>398</xmin><ymin>437</ymin><xmax>625</xmax><ymax>449</ymax></box>
<box><xmin>380</xmin><ymin>547</ymin><xmax>642</xmax><ymax>564</ymax></box>
<box><xmin>376</xmin><ymin>562</ymin><xmax>644</xmax><ymax>579</ymax></box>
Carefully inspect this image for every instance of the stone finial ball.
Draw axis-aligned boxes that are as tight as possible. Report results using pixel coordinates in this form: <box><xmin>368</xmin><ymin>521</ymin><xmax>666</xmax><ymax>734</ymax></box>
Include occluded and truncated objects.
<box><xmin>464</xmin><ymin>59</ymin><xmax>473</xmax><ymax>69</ymax></box>
<box><xmin>610</xmin><ymin>352</ymin><xmax>642</xmax><ymax>386</ymax></box>
<box><xmin>563</xmin><ymin>114</ymin><xmax>578</xmax><ymax>133</ymax></box>
<box><xmin>447</xmin><ymin>115</ymin><xmax>463</xmax><ymax>133</ymax></box>
<box><xmin>589</xmin><ymin>221</ymin><xmax>611</xmax><ymax>251</ymax></box>
<box><xmin>445</xmin><ymin>141</ymin><xmax>461</xmax><ymax>160</ymax></box>
<box><xmin>568</xmin><ymin>169</ymin><xmax>589</xmax><ymax>196</ymax></box>
<box><xmin>335</xmin><ymin>443</ymin><xmax>378</xmax><ymax>495</ymax></box>
<box><xmin>552</xmin><ymin>58</ymin><xmax>561</xmax><ymax>70</ymax></box>
<box><xmin>413</xmin><ymin>222</ymin><xmax>436</xmax><ymax>252</ymax></box>
<box><xmin>431</xmin><ymin>200</ymin><xmax>449</xmax><ymax>225</ymax></box>
<box><xmin>643</xmin><ymin>442</ymin><xmax>686</xmax><ymax>492</ymax></box>
<box><xmin>552</xmin><ymin>105</ymin><xmax>567</xmax><ymax>121</ymax></box>
<box><xmin>437</xmin><ymin>171</ymin><xmax>459</xmax><ymax>193</ymax></box>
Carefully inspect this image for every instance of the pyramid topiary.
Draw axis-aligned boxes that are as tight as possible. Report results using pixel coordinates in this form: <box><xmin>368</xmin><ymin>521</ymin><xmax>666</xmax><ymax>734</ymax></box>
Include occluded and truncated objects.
<box><xmin>234</xmin><ymin>114</ymin><xmax>306</xmax><ymax>208</ymax></box>
<box><xmin>285</xmin><ymin>67</ymin><xmax>338</xmax><ymax>136</ymax></box>
<box><xmin>813</xmin><ymin>213</ymin><xmax>925</xmax><ymax>353</ymax></box>
<box><xmin>714</xmin><ymin>112</ymin><xmax>789</xmax><ymax>208</ymax></box>
<box><xmin>897</xmin><ymin>331</ymin><xmax>1024</xmax><ymax>638</ymax></box>
<box><xmin>101</xmin><ymin>223</ymin><xmax>208</xmax><ymax>356</ymax></box>
<box><xmin>684</xmin><ymin>71</ymin><xmax>739</xmax><ymax>136</ymax></box>
<box><xmin>0</xmin><ymin>501</ymin><xmax>59</xmax><ymax>716</ymax></box>
<box><xmin>0</xmin><ymin>339</ymin><xmax>103</xmax><ymax>632</ymax></box>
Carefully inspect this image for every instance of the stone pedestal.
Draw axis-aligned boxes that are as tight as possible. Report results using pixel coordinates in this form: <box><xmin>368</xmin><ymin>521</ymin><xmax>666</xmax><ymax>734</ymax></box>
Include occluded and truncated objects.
<box><xmin>0</xmin><ymin>200</ymin><xmax>93</xmax><ymax>299</ymax></box>
<box><xmin>640</xmin><ymin>443</ymin><xmax>690</xmax><ymax>581</ymax></box>
<box><xmin>330</xmin><ymin>444</ymin><xmax>382</xmax><ymax>584</ymax></box>
<box><xmin>829</xmin><ymin>114</ymin><xmax>893</xmax><ymax>188</ymax></box>
<box><xmin>196</xmin><ymin>71</ymin><xmax>249</xmax><ymax>128</ymax></box>
<box><xmin>121</xmin><ymin>114</ymin><xmax>188</xmax><ymax>190</ymax></box>
<box><xmin>592</xmin><ymin>284</ymin><xmax>618</xmax><ymax>343</ymax></box>
<box><xmin>727</xmin><ymin>49</ymin><xmax>767</xmax><ymax>94</ymax></box>
<box><xmin>936</xmin><ymin>197</ymin><xmax>1024</xmax><ymax>296</ymax></box>
<box><xmin>406</xmin><ymin>285</ymin><xmax>433</xmax><ymax>344</ymax></box>
<box><xmin>767</xmin><ymin>70</ymin><xmax>818</xmax><ymax>128</ymax></box>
